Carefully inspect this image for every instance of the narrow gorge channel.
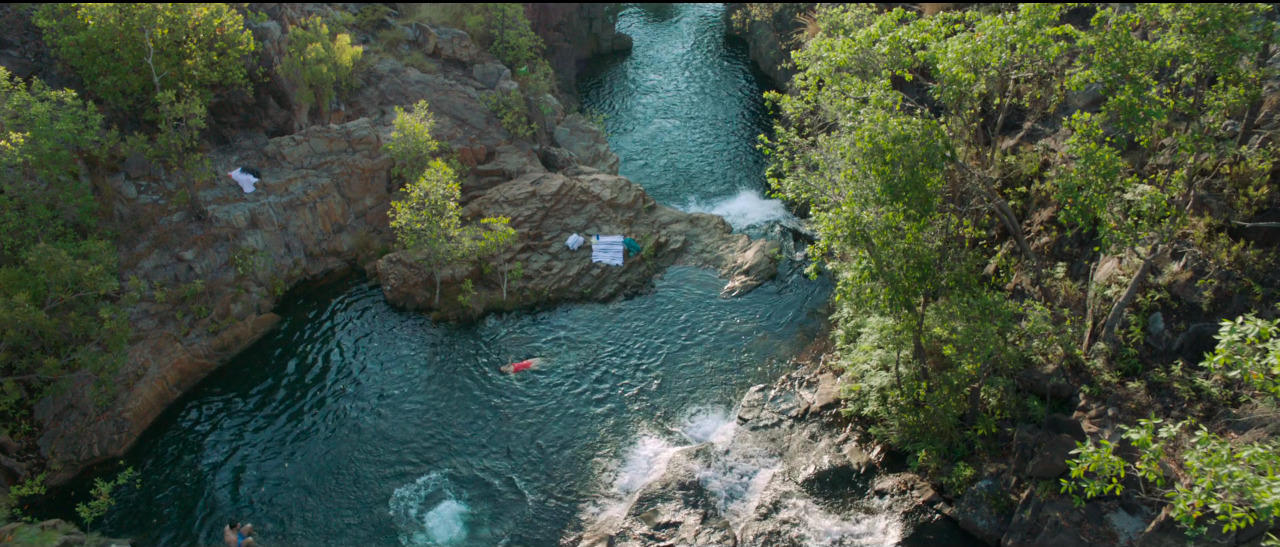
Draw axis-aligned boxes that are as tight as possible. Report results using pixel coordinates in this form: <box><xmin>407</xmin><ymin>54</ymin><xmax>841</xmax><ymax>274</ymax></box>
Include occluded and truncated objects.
<box><xmin>51</xmin><ymin>4</ymin><xmax>837</xmax><ymax>546</ymax></box>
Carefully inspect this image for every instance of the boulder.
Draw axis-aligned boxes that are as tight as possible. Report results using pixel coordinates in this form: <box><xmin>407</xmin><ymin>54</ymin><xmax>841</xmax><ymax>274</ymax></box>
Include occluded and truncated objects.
<box><xmin>1015</xmin><ymin>365</ymin><xmax>1075</xmax><ymax>400</ymax></box>
<box><xmin>952</xmin><ymin>478</ymin><xmax>1015</xmax><ymax>546</ymax></box>
<box><xmin>1027</xmin><ymin>433</ymin><xmax>1080</xmax><ymax>480</ymax></box>
<box><xmin>434</xmin><ymin>27</ymin><xmax>481</xmax><ymax>63</ymax></box>
<box><xmin>37</xmin><ymin>117</ymin><xmax>393</xmax><ymax>484</ymax></box>
<box><xmin>810</xmin><ymin>372</ymin><xmax>841</xmax><ymax>412</ymax></box>
<box><xmin>471</xmin><ymin>62</ymin><xmax>512</xmax><ymax>89</ymax></box>
<box><xmin>1173</xmin><ymin>323</ymin><xmax>1220</xmax><ymax>365</ymax></box>
<box><xmin>554</xmin><ymin>114</ymin><xmax>620</xmax><ymax>175</ymax></box>
<box><xmin>1044</xmin><ymin>414</ymin><xmax>1087</xmax><ymax>443</ymax></box>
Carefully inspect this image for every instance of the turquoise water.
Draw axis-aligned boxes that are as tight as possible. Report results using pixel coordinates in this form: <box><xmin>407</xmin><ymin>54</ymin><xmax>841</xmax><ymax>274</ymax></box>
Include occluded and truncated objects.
<box><xmin>61</xmin><ymin>5</ymin><xmax>849</xmax><ymax>546</ymax></box>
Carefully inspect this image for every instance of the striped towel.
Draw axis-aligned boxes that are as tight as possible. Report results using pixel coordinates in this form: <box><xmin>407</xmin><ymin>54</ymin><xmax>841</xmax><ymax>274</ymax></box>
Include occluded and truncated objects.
<box><xmin>566</xmin><ymin>233</ymin><xmax>585</xmax><ymax>251</ymax></box>
<box><xmin>591</xmin><ymin>235</ymin><xmax>625</xmax><ymax>266</ymax></box>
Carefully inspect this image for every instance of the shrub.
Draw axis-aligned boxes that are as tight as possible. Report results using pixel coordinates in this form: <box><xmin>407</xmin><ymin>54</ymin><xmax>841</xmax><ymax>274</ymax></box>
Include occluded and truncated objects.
<box><xmin>281</xmin><ymin>16</ymin><xmax>364</xmax><ymax>123</ymax></box>
<box><xmin>482</xmin><ymin>90</ymin><xmax>535</xmax><ymax>139</ymax></box>
<box><xmin>385</xmin><ymin>100</ymin><xmax>441</xmax><ymax>183</ymax></box>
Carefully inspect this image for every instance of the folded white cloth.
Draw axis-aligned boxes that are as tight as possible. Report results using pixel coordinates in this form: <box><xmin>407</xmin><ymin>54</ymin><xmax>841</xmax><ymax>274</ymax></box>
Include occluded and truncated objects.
<box><xmin>591</xmin><ymin>235</ymin><xmax>625</xmax><ymax>266</ymax></box>
<box><xmin>227</xmin><ymin>168</ymin><xmax>259</xmax><ymax>193</ymax></box>
<box><xmin>566</xmin><ymin>233</ymin><xmax>585</xmax><ymax>251</ymax></box>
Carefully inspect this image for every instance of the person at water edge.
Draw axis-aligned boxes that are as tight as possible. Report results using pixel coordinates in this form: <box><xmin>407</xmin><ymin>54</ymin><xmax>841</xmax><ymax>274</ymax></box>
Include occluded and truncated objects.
<box><xmin>223</xmin><ymin>519</ymin><xmax>241</xmax><ymax>547</ymax></box>
<box><xmin>237</xmin><ymin>523</ymin><xmax>259</xmax><ymax>546</ymax></box>
<box><xmin>501</xmin><ymin>357</ymin><xmax>543</xmax><ymax>373</ymax></box>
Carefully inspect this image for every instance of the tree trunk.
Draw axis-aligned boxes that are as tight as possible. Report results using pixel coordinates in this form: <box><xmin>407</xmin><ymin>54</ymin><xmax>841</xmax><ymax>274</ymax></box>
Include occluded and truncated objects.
<box><xmin>1097</xmin><ymin>246</ymin><xmax>1160</xmax><ymax>351</ymax></box>
<box><xmin>912</xmin><ymin>296</ymin><xmax>931</xmax><ymax>384</ymax></box>
<box><xmin>1081</xmin><ymin>256</ymin><xmax>1101</xmax><ymax>353</ymax></box>
<box><xmin>434</xmin><ymin>273</ymin><xmax>442</xmax><ymax>306</ymax></box>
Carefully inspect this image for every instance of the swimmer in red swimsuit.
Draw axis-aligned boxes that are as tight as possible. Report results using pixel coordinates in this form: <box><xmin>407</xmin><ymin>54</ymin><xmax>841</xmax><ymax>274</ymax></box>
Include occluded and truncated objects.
<box><xmin>500</xmin><ymin>358</ymin><xmax>543</xmax><ymax>374</ymax></box>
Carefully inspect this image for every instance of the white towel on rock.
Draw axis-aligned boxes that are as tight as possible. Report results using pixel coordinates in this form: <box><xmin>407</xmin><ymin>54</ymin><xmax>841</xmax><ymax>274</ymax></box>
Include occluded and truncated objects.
<box><xmin>228</xmin><ymin>168</ymin><xmax>259</xmax><ymax>193</ymax></box>
<box><xmin>566</xmin><ymin>233</ymin><xmax>585</xmax><ymax>251</ymax></box>
<box><xmin>591</xmin><ymin>235</ymin><xmax>624</xmax><ymax>266</ymax></box>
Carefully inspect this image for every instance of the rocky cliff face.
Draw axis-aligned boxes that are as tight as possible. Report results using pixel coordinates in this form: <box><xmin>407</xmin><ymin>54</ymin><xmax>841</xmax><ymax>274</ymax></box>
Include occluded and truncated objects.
<box><xmin>526</xmin><ymin>4</ymin><xmax>634</xmax><ymax>96</ymax></box>
<box><xmin>724</xmin><ymin>3</ymin><xmax>813</xmax><ymax>88</ymax></box>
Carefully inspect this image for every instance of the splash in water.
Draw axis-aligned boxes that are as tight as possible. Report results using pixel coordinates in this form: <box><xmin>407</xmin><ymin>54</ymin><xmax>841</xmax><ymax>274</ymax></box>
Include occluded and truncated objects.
<box><xmin>683</xmin><ymin>189</ymin><xmax>792</xmax><ymax>230</ymax></box>
<box><xmin>389</xmin><ymin>473</ymin><xmax>470</xmax><ymax>546</ymax></box>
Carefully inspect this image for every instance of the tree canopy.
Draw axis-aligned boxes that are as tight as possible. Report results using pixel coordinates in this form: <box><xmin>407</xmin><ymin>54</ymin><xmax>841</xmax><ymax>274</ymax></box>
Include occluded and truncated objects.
<box><xmin>34</xmin><ymin>3</ymin><xmax>257</xmax><ymax>113</ymax></box>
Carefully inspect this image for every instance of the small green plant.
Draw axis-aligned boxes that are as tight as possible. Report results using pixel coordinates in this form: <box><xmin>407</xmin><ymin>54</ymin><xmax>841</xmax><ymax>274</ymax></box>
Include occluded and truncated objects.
<box><xmin>352</xmin><ymin>4</ymin><xmax>392</xmax><ymax>32</ymax></box>
<box><xmin>457</xmin><ymin>279</ymin><xmax>475</xmax><ymax>308</ymax></box>
<box><xmin>230</xmin><ymin>247</ymin><xmax>267</xmax><ymax>277</ymax></box>
<box><xmin>270</xmin><ymin>277</ymin><xmax>288</xmax><ymax>298</ymax></box>
<box><xmin>386</xmin><ymin>100</ymin><xmax>441</xmax><ymax>183</ymax></box>
<box><xmin>3</xmin><ymin>472</ymin><xmax>47</xmax><ymax>521</ymax></box>
<box><xmin>180</xmin><ymin>279</ymin><xmax>205</xmax><ymax>303</ymax></box>
<box><xmin>1207</xmin><ymin>314</ymin><xmax>1280</xmax><ymax>401</ymax></box>
<box><xmin>482</xmin><ymin>90</ymin><xmax>535</xmax><ymax>139</ymax></box>
<box><xmin>153</xmin><ymin>282</ymin><xmax>170</xmax><ymax>304</ymax></box>
<box><xmin>942</xmin><ymin>461</ymin><xmax>977</xmax><ymax>495</ymax></box>
<box><xmin>75</xmin><ymin>466</ymin><xmax>139</xmax><ymax>531</ymax></box>
<box><xmin>1063</xmin><ymin>417</ymin><xmax>1280</xmax><ymax>539</ymax></box>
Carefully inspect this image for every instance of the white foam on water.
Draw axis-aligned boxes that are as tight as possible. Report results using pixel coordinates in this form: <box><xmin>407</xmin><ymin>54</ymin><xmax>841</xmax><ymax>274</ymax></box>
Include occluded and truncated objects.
<box><xmin>683</xmin><ymin>189</ymin><xmax>792</xmax><ymax>230</ymax></box>
<box><xmin>677</xmin><ymin>406</ymin><xmax>736</xmax><ymax>445</ymax></box>
<box><xmin>613</xmin><ymin>435</ymin><xmax>677</xmax><ymax>495</ymax></box>
<box><xmin>784</xmin><ymin>498</ymin><xmax>904</xmax><ymax>547</ymax></box>
<box><xmin>697</xmin><ymin>446</ymin><xmax>779</xmax><ymax>523</ymax></box>
<box><xmin>389</xmin><ymin>472</ymin><xmax>471</xmax><ymax>546</ymax></box>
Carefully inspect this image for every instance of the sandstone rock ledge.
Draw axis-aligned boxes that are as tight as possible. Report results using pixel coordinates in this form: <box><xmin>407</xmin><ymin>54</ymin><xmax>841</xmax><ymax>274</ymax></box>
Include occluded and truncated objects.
<box><xmin>375</xmin><ymin>166</ymin><xmax>780</xmax><ymax>319</ymax></box>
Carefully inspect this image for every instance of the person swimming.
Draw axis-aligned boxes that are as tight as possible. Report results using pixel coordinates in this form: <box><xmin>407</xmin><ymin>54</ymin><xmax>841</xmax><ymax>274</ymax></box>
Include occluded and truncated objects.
<box><xmin>237</xmin><ymin>523</ymin><xmax>258</xmax><ymax>546</ymax></box>
<box><xmin>223</xmin><ymin>520</ymin><xmax>240</xmax><ymax>547</ymax></box>
<box><xmin>500</xmin><ymin>358</ymin><xmax>542</xmax><ymax>374</ymax></box>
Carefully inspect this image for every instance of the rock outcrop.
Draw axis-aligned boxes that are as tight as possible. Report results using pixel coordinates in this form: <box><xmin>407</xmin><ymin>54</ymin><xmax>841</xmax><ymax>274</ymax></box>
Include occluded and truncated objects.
<box><xmin>375</xmin><ymin>166</ymin><xmax>778</xmax><ymax>319</ymax></box>
<box><xmin>527</xmin><ymin>4</ymin><xmax>634</xmax><ymax>94</ymax></box>
<box><xmin>565</xmin><ymin>365</ymin><xmax>948</xmax><ymax>547</ymax></box>
<box><xmin>724</xmin><ymin>3</ymin><xmax>813</xmax><ymax>88</ymax></box>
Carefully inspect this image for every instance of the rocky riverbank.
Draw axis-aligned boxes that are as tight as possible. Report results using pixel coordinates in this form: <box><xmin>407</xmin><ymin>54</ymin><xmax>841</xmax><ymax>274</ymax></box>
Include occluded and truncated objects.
<box><xmin>0</xmin><ymin>519</ymin><xmax>129</xmax><ymax>547</ymax></box>
<box><xmin>562</xmin><ymin>358</ymin><xmax>949</xmax><ymax>547</ymax></box>
<box><xmin>23</xmin><ymin>3</ymin><xmax>776</xmax><ymax>489</ymax></box>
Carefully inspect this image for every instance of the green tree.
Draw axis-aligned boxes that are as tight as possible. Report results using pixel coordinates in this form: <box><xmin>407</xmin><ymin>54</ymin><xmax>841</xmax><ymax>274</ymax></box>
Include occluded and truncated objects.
<box><xmin>484</xmin><ymin>3</ymin><xmax>545</xmax><ymax>70</ymax></box>
<box><xmin>0</xmin><ymin>68</ymin><xmax>104</xmax><ymax>262</ymax></box>
<box><xmin>477</xmin><ymin>217</ymin><xmax>519</xmax><ymax>300</ymax></box>
<box><xmin>33</xmin><ymin>3</ymin><xmax>257</xmax><ymax>114</ymax></box>
<box><xmin>281</xmin><ymin>16</ymin><xmax>364</xmax><ymax>124</ymax></box>
<box><xmin>1058</xmin><ymin>4</ymin><xmax>1276</xmax><ymax>351</ymax></box>
<box><xmin>0</xmin><ymin>68</ymin><xmax>128</xmax><ymax>446</ymax></box>
<box><xmin>385</xmin><ymin>100</ymin><xmax>440</xmax><ymax>184</ymax></box>
<box><xmin>390</xmin><ymin>158</ymin><xmax>467</xmax><ymax>305</ymax></box>
<box><xmin>767</xmin><ymin>6</ymin><xmax>1046</xmax><ymax>462</ymax></box>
